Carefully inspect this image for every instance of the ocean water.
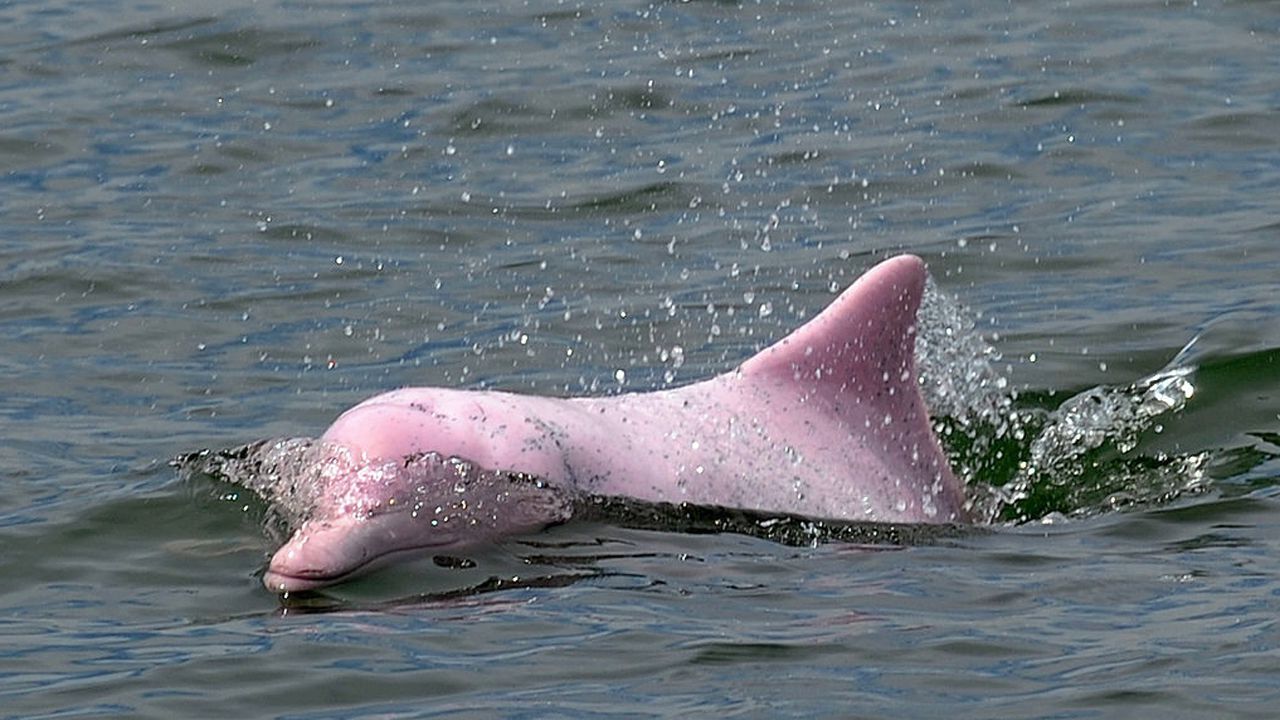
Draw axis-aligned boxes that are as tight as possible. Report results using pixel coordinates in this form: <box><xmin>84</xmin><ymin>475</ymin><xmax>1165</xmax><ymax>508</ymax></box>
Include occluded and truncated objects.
<box><xmin>2</xmin><ymin>0</ymin><xmax>1279</xmax><ymax>717</ymax></box>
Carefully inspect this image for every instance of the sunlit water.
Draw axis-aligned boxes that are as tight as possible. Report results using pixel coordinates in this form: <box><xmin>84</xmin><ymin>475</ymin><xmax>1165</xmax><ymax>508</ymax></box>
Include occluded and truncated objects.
<box><xmin>2</xmin><ymin>0</ymin><xmax>1279</xmax><ymax>717</ymax></box>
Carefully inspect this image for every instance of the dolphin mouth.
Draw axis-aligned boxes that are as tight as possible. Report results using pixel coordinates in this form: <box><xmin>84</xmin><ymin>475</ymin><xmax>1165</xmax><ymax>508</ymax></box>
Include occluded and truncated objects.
<box><xmin>263</xmin><ymin>568</ymin><xmax>349</xmax><ymax>594</ymax></box>
<box><xmin>260</xmin><ymin>508</ymin><xmax>474</xmax><ymax>594</ymax></box>
<box><xmin>262</xmin><ymin>536</ymin><xmax>461</xmax><ymax>593</ymax></box>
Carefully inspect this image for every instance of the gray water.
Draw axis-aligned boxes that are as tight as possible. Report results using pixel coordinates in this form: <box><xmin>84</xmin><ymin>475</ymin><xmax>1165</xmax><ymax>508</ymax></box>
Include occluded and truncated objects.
<box><xmin>3</xmin><ymin>0</ymin><xmax>1280</xmax><ymax>717</ymax></box>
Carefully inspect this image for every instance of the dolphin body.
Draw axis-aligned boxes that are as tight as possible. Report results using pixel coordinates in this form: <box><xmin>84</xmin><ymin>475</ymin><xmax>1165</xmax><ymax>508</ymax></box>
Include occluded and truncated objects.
<box><xmin>241</xmin><ymin>255</ymin><xmax>967</xmax><ymax>592</ymax></box>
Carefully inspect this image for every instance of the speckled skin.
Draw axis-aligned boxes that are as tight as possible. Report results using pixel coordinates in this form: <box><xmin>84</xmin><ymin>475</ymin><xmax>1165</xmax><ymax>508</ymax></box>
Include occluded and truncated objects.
<box><xmin>264</xmin><ymin>255</ymin><xmax>966</xmax><ymax>592</ymax></box>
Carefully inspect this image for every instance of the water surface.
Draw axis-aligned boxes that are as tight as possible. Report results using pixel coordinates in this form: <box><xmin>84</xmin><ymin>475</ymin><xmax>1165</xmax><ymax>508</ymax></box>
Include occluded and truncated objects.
<box><xmin>2</xmin><ymin>0</ymin><xmax>1279</xmax><ymax>717</ymax></box>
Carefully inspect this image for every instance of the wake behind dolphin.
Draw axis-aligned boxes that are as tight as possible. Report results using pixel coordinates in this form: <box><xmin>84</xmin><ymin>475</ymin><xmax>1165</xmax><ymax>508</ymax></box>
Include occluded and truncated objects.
<box><xmin>190</xmin><ymin>255</ymin><xmax>971</xmax><ymax>592</ymax></box>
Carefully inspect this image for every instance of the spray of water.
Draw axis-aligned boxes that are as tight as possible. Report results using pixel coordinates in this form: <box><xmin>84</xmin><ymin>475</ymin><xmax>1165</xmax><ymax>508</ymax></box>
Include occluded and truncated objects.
<box><xmin>913</xmin><ymin>280</ymin><xmax>1205</xmax><ymax>524</ymax></box>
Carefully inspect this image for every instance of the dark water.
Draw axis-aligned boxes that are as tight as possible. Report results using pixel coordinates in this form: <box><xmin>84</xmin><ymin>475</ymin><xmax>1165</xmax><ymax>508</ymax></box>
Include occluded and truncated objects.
<box><xmin>3</xmin><ymin>0</ymin><xmax>1279</xmax><ymax>717</ymax></box>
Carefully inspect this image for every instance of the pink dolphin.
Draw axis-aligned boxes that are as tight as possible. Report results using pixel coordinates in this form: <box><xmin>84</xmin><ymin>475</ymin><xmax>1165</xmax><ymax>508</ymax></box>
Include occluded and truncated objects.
<box><xmin>256</xmin><ymin>254</ymin><xmax>967</xmax><ymax>592</ymax></box>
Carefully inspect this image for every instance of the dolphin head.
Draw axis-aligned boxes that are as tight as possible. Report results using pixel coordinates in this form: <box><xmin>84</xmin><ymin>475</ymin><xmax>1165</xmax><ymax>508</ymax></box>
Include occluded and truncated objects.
<box><xmin>204</xmin><ymin>440</ymin><xmax>575</xmax><ymax>593</ymax></box>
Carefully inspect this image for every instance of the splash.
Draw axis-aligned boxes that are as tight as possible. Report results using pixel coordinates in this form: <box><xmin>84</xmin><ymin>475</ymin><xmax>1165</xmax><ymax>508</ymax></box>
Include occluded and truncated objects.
<box><xmin>915</xmin><ymin>276</ymin><xmax>1014</xmax><ymax>426</ymax></box>
<box><xmin>177</xmin><ymin>439</ymin><xmax>574</xmax><ymax>540</ymax></box>
<box><xmin>997</xmin><ymin>364</ymin><xmax>1205</xmax><ymax>523</ymax></box>
<box><xmin>912</xmin><ymin>281</ymin><xmax>1206</xmax><ymax>524</ymax></box>
<box><xmin>914</xmin><ymin>277</ymin><xmax>1033</xmax><ymax>520</ymax></box>
<box><xmin>179</xmin><ymin>439</ymin><xmax>325</xmax><ymax>539</ymax></box>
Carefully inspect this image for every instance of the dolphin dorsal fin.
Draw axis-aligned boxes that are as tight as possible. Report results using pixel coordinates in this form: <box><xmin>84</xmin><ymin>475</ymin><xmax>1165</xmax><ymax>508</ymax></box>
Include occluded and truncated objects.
<box><xmin>739</xmin><ymin>254</ymin><xmax>927</xmax><ymax>406</ymax></box>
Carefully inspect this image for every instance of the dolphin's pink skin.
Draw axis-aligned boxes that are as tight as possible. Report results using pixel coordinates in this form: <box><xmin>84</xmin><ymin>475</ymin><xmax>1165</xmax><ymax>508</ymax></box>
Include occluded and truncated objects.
<box><xmin>263</xmin><ymin>255</ymin><xmax>966</xmax><ymax>592</ymax></box>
